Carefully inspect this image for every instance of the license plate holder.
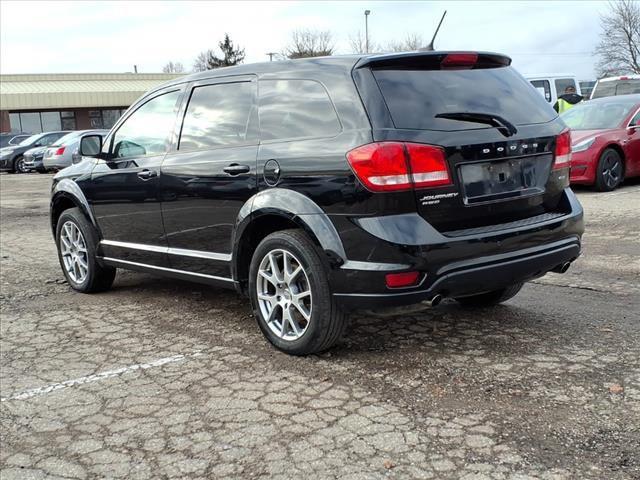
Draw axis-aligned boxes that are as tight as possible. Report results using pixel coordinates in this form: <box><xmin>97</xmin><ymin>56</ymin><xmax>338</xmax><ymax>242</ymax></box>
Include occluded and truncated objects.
<box><xmin>459</xmin><ymin>156</ymin><xmax>549</xmax><ymax>204</ymax></box>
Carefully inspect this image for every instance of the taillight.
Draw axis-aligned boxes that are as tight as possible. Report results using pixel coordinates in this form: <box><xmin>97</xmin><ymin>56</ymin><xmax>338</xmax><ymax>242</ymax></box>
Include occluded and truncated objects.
<box><xmin>441</xmin><ymin>53</ymin><xmax>478</xmax><ymax>69</ymax></box>
<box><xmin>54</xmin><ymin>147</ymin><xmax>65</xmax><ymax>156</ymax></box>
<box><xmin>346</xmin><ymin>142</ymin><xmax>451</xmax><ymax>192</ymax></box>
<box><xmin>553</xmin><ymin>129</ymin><xmax>571</xmax><ymax>170</ymax></box>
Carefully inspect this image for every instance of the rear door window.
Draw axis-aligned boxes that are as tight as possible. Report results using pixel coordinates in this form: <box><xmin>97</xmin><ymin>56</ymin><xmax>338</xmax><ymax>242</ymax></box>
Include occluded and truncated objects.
<box><xmin>530</xmin><ymin>80</ymin><xmax>552</xmax><ymax>103</ymax></box>
<box><xmin>258</xmin><ymin>79</ymin><xmax>341</xmax><ymax>141</ymax></box>
<box><xmin>179</xmin><ymin>81</ymin><xmax>258</xmax><ymax>151</ymax></box>
<box><xmin>373</xmin><ymin>66</ymin><xmax>555</xmax><ymax>131</ymax></box>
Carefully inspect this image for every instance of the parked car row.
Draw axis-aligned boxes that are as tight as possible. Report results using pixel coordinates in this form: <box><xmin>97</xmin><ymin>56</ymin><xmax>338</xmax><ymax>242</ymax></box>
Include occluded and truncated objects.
<box><xmin>0</xmin><ymin>130</ymin><xmax>108</xmax><ymax>174</ymax></box>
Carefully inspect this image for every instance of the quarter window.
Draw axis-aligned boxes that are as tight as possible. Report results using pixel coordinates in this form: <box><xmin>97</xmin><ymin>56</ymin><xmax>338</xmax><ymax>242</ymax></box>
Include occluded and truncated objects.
<box><xmin>179</xmin><ymin>82</ymin><xmax>257</xmax><ymax>151</ymax></box>
<box><xmin>258</xmin><ymin>79</ymin><xmax>340</xmax><ymax>141</ymax></box>
<box><xmin>112</xmin><ymin>90</ymin><xmax>181</xmax><ymax>158</ymax></box>
<box><xmin>555</xmin><ymin>78</ymin><xmax>577</xmax><ymax>96</ymax></box>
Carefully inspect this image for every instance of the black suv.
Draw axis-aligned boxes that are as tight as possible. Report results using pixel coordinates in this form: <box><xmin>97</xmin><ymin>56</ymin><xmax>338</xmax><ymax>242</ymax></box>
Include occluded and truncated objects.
<box><xmin>50</xmin><ymin>52</ymin><xmax>584</xmax><ymax>355</ymax></box>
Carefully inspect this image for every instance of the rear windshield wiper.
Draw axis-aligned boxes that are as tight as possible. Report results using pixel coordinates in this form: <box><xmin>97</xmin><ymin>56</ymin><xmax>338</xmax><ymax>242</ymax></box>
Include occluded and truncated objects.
<box><xmin>435</xmin><ymin>112</ymin><xmax>518</xmax><ymax>137</ymax></box>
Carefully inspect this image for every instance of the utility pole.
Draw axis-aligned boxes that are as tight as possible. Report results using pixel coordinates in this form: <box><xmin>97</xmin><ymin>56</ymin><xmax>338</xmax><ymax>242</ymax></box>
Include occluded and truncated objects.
<box><xmin>364</xmin><ymin>10</ymin><xmax>371</xmax><ymax>53</ymax></box>
<box><xmin>266</xmin><ymin>52</ymin><xmax>277</xmax><ymax>62</ymax></box>
<box><xmin>133</xmin><ymin>65</ymin><xmax>138</xmax><ymax>73</ymax></box>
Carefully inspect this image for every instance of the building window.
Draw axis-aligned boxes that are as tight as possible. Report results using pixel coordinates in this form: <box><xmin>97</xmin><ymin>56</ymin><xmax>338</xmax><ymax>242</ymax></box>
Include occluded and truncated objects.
<box><xmin>8</xmin><ymin>111</ymin><xmax>76</xmax><ymax>133</ymax></box>
<box><xmin>89</xmin><ymin>109</ymin><xmax>126</xmax><ymax>129</ymax></box>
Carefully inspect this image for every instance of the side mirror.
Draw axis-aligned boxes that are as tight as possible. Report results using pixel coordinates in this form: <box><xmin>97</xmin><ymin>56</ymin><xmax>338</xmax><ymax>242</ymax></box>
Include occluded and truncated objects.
<box><xmin>79</xmin><ymin>135</ymin><xmax>102</xmax><ymax>157</ymax></box>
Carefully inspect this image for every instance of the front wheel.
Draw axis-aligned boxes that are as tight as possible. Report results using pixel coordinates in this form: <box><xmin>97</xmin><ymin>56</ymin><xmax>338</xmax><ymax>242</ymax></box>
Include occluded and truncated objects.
<box><xmin>15</xmin><ymin>157</ymin><xmax>29</xmax><ymax>174</ymax></box>
<box><xmin>56</xmin><ymin>208</ymin><xmax>116</xmax><ymax>293</ymax></box>
<box><xmin>249</xmin><ymin>229</ymin><xmax>347</xmax><ymax>356</ymax></box>
<box><xmin>455</xmin><ymin>283</ymin><xmax>523</xmax><ymax>307</ymax></box>
<box><xmin>595</xmin><ymin>148</ymin><xmax>623</xmax><ymax>192</ymax></box>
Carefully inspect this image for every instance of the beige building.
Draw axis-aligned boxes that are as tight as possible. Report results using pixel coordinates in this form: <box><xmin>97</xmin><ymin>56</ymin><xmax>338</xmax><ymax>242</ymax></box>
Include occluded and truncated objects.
<box><xmin>0</xmin><ymin>73</ymin><xmax>183</xmax><ymax>134</ymax></box>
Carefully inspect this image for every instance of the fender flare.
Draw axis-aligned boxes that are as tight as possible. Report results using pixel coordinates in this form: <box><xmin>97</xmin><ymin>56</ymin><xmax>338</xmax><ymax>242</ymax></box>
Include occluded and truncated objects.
<box><xmin>232</xmin><ymin>188</ymin><xmax>347</xmax><ymax>274</ymax></box>
<box><xmin>50</xmin><ymin>178</ymin><xmax>98</xmax><ymax>236</ymax></box>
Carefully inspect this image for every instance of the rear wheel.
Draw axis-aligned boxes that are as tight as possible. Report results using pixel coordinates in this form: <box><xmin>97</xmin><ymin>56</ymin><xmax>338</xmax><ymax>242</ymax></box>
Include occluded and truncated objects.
<box><xmin>455</xmin><ymin>283</ymin><xmax>523</xmax><ymax>307</ymax></box>
<box><xmin>595</xmin><ymin>148</ymin><xmax>623</xmax><ymax>191</ymax></box>
<box><xmin>55</xmin><ymin>208</ymin><xmax>116</xmax><ymax>293</ymax></box>
<box><xmin>249</xmin><ymin>229</ymin><xmax>347</xmax><ymax>356</ymax></box>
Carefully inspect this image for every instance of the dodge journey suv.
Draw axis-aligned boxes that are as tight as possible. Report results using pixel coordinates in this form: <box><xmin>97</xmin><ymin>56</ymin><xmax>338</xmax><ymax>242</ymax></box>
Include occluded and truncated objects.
<box><xmin>50</xmin><ymin>51</ymin><xmax>584</xmax><ymax>355</ymax></box>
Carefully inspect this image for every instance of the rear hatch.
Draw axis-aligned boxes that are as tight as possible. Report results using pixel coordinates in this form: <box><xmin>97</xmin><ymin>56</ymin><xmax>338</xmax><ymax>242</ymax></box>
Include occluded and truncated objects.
<box><xmin>354</xmin><ymin>52</ymin><xmax>570</xmax><ymax>234</ymax></box>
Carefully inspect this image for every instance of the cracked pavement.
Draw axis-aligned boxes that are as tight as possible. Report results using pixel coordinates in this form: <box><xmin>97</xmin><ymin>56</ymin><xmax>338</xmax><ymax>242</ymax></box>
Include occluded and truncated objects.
<box><xmin>1</xmin><ymin>174</ymin><xmax>639</xmax><ymax>479</ymax></box>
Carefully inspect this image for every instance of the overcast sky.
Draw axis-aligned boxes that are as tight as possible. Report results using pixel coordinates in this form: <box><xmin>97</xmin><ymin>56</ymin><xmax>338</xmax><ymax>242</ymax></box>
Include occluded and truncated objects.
<box><xmin>1</xmin><ymin>0</ymin><xmax>604</xmax><ymax>80</ymax></box>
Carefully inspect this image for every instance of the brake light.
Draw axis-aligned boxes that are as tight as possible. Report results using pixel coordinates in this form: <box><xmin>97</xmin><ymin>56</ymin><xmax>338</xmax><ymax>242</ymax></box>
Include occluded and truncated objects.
<box><xmin>553</xmin><ymin>129</ymin><xmax>571</xmax><ymax>170</ymax></box>
<box><xmin>441</xmin><ymin>53</ymin><xmax>478</xmax><ymax>69</ymax></box>
<box><xmin>385</xmin><ymin>271</ymin><xmax>420</xmax><ymax>288</ymax></box>
<box><xmin>346</xmin><ymin>142</ymin><xmax>451</xmax><ymax>192</ymax></box>
<box><xmin>54</xmin><ymin>147</ymin><xmax>65</xmax><ymax>156</ymax></box>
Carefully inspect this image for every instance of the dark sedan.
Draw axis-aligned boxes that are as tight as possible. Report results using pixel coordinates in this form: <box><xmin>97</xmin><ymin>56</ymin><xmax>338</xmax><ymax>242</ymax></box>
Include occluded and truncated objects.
<box><xmin>562</xmin><ymin>94</ymin><xmax>640</xmax><ymax>191</ymax></box>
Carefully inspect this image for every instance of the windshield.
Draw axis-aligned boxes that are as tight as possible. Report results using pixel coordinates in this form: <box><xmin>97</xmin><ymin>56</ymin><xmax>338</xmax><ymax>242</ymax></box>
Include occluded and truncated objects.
<box><xmin>52</xmin><ymin>131</ymin><xmax>82</xmax><ymax>147</ymax></box>
<box><xmin>372</xmin><ymin>66</ymin><xmax>556</xmax><ymax>131</ymax></box>
<box><xmin>561</xmin><ymin>99</ymin><xmax>637</xmax><ymax>130</ymax></box>
<box><xmin>18</xmin><ymin>133</ymin><xmax>46</xmax><ymax>147</ymax></box>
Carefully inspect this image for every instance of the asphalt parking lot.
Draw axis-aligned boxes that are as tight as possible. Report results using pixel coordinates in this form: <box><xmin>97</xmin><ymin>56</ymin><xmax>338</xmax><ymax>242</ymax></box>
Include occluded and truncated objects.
<box><xmin>1</xmin><ymin>173</ymin><xmax>639</xmax><ymax>480</ymax></box>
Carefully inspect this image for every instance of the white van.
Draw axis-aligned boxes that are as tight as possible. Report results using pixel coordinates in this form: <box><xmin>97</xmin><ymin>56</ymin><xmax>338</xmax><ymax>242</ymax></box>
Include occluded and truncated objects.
<box><xmin>524</xmin><ymin>74</ymin><xmax>582</xmax><ymax>106</ymax></box>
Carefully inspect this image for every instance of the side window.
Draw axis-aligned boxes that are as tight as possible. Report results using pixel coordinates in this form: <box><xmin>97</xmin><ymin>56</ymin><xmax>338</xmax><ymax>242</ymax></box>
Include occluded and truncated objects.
<box><xmin>555</xmin><ymin>78</ymin><xmax>576</xmax><ymax>97</ymax></box>
<box><xmin>258</xmin><ymin>79</ymin><xmax>340</xmax><ymax>141</ymax></box>
<box><xmin>112</xmin><ymin>90</ymin><xmax>180</xmax><ymax>158</ymax></box>
<box><xmin>629</xmin><ymin>109</ymin><xmax>640</xmax><ymax>127</ymax></box>
<box><xmin>179</xmin><ymin>81</ymin><xmax>257</xmax><ymax>151</ymax></box>
<box><xmin>530</xmin><ymin>80</ymin><xmax>551</xmax><ymax>103</ymax></box>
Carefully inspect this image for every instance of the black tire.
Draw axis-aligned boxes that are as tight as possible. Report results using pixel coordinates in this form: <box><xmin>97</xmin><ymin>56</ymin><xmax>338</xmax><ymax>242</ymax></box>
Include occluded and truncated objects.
<box><xmin>595</xmin><ymin>148</ymin><xmax>624</xmax><ymax>192</ymax></box>
<box><xmin>248</xmin><ymin>229</ymin><xmax>347</xmax><ymax>356</ymax></box>
<box><xmin>14</xmin><ymin>156</ymin><xmax>28</xmax><ymax>174</ymax></box>
<box><xmin>455</xmin><ymin>283</ymin><xmax>523</xmax><ymax>307</ymax></box>
<box><xmin>55</xmin><ymin>207</ymin><xmax>116</xmax><ymax>293</ymax></box>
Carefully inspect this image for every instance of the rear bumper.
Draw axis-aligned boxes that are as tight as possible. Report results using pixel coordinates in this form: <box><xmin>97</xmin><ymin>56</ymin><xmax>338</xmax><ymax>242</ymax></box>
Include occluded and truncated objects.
<box><xmin>43</xmin><ymin>156</ymin><xmax>70</xmax><ymax>170</ymax></box>
<box><xmin>331</xmin><ymin>188</ymin><xmax>584</xmax><ymax>309</ymax></box>
<box><xmin>569</xmin><ymin>151</ymin><xmax>597</xmax><ymax>185</ymax></box>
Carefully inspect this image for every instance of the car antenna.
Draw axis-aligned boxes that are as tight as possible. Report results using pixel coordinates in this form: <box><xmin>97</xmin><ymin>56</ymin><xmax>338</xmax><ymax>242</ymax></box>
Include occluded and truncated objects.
<box><xmin>421</xmin><ymin>10</ymin><xmax>447</xmax><ymax>51</ymax></box>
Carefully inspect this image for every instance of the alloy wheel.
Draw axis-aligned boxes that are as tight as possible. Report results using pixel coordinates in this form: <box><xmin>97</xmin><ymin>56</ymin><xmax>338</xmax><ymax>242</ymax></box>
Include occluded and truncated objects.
<box><xmin>256</xmin><ymin>248</ymin><xmax>312</xmax><ymax>341</ymax></box>
<box><xmin>16</xmin><ymin>158</ymin><xmax>28</xmax><ymax>173</ymax></box>
<box><xmin>601</xmin><ymin>152</ymin><xmax>622</xmax><ymax>189</ymax></box>
<box><xmin>60</xmin><ymin>221</ymin><xmax>89</xmax><ymax>284</ymax></box>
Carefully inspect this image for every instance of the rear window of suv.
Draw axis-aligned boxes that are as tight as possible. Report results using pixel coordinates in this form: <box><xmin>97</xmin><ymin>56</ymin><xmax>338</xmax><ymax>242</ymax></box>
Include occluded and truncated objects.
<box><xmin>372</xmin><ymin>66</ymin><xmax>556</xmax><ymax>131</ymax></box>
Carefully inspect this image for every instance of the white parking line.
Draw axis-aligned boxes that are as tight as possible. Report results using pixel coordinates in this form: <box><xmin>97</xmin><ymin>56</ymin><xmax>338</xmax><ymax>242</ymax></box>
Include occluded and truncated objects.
<box><xmin>1</xmin><ymin>352</ymin><xmax>202</xmax><ymax>402</ymax></box>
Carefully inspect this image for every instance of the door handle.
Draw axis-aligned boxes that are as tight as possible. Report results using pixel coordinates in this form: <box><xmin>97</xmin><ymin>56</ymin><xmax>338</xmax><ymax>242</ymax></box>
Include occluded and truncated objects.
<box><xmin>223</xmin><ymin>164</ymin><xmax>250</xmax><ymax>175</ymax></box>
<box><xmin>137</xmin><ymin>169</ymin><xmax>157</xmax><ymax>180</ymax></box>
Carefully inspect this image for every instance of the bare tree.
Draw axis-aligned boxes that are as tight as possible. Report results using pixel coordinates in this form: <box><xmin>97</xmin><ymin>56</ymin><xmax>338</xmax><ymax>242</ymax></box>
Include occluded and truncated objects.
<box><xmin>284</xmin><ymin>29</ymin><xmax>334</xmax><ymax>59</ymax></box>
<box><xmin>162</xmin><ymin>61</ymin><xmax>185</xmax><ymax>73</ymax></box>
<box><xmin>349</xmin><ymin>30</ymin><xmax>379</xmax><ymax>54</ymax></box>
<box><xmin>193</xmin><ymin>34</ymin><xmax>246</xmax><ymax>72</ymax></box>
<box><xmin>385</xmin><ymin>33</ymin><xmax>425</xmax><ymax>53</ymax></box>
<box><xmin>595</xmin><ymin>0</ymin><xmax>640</xmax><ymax>76</ymax></box>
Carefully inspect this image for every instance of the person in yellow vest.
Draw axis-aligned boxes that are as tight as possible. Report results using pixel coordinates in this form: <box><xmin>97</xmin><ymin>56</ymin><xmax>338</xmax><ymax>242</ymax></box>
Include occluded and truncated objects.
<box><xmin>553</xmin><ymin>86</ymin><xmax>583</xmax><ymax>113</ymax></box>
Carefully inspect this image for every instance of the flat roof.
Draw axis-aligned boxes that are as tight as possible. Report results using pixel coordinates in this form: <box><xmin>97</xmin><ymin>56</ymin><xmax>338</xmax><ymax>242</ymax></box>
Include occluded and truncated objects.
<box><xmin>0</xmin><ymin>73</ymin><xmax>184</xmax><ymax>110</ymax></box>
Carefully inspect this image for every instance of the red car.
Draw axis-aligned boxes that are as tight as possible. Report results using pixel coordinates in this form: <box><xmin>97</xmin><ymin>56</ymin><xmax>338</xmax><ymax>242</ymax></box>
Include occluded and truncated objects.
<box><xmin>561</xmin><ymin>94</ymin><xmax>640</xmax><ymax>191</ymax></box>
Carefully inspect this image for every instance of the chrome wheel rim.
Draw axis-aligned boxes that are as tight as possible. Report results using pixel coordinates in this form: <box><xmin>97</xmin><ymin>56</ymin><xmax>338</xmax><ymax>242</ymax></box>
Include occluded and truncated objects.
<box><xmin>256</xmin><ymin>249</ymin><xmax>312</xmax><ymax>341</ymax></box>
<box><xmin>60</xmin><ymin>221</ymin><xmax>89</xmax><ymax>284</ymax></box>
<box><xmin>602</xmin><ymin>153</ymin><xmax>622</xmax><ymax>189</ymax></box>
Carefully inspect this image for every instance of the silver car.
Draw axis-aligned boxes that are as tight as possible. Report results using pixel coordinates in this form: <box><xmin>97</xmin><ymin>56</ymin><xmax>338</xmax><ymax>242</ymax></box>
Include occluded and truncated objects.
<box><xmin>43</xmin><ymin>130</ymin><xmax>108</xmax><ymax>170</ymax></box>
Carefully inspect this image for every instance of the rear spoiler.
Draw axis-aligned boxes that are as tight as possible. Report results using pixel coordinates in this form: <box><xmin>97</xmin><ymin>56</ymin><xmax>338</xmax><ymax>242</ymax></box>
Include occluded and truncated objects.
<box><xmin>355</xmin><ymin>51</ymin><xmax>512</xmax><ymax>70</ymax></box>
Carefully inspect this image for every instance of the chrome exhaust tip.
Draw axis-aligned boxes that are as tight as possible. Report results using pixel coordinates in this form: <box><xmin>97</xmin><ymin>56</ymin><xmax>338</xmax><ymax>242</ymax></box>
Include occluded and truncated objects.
<box><xmin>552</xmin><ymin>262</ymin><xmax>571</xmax><ymax>274</ymax></box>
<box><xmin>426</xmin><ymin>294</ymin><xmax>443</xmax><ymax>307</ymax></box>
